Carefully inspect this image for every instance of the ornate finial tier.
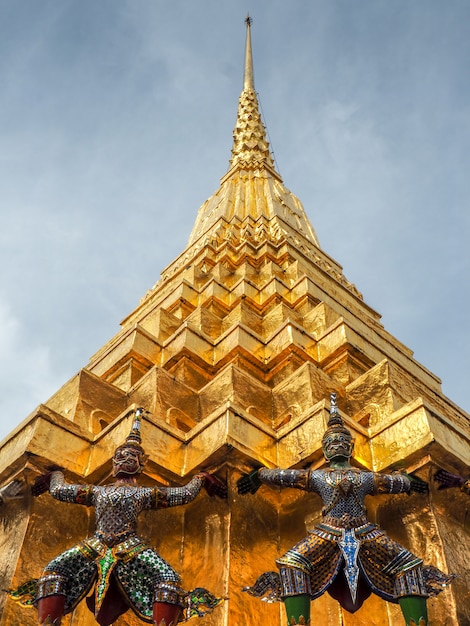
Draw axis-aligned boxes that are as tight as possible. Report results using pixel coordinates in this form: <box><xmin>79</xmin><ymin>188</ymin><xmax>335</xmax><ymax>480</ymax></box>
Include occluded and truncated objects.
<box><xmin>228</xmin><ymin>88</ymin><xmax>276</xmax><ymax>171</ymax></box>
<box><xmin>187</xmin><ymin>19</ymin><xmax>322</xmax><ymax>252</ymax></box>
<box><xmin>229</xmin><ymin>16</ymin><xmax>275</xmax><ymax>172</ymax></box>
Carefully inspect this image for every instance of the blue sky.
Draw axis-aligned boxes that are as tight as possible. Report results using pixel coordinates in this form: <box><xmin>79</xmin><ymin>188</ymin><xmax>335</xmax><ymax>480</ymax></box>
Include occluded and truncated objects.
<box><xmin>0</xmin><ymin>1</ymin><xmax>469</xmax><ymax>442</ymax></box>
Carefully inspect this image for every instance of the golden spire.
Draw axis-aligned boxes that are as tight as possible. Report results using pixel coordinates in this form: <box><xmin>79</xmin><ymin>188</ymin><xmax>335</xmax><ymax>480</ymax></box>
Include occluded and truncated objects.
<box><xmin>186</xmin><ymin>16</ymin><xmax>320</xmax><ymax>250</ymax></box>
<box><xmin>228</xmin><ymin>15</ymin><xmax>277</xmax><ymax>174</ymax></box>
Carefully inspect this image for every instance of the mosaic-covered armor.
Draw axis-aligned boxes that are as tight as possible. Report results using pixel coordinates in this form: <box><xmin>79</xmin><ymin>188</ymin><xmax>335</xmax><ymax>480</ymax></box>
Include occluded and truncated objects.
<box><xmin>239</xmin><ymin>394</ymin><xmax>454</xmax><ymax>626</ymax></box>
<box><xmin>10</xmin><ymin>409</ymin><xmax>225</xmax><ymax>626</ymax></box>
<box><xmin>37</xmin><ymin>471</ymin><xmax>208</xmax><ymax>620</ymax></box>
<box><xmin>255</xmin><ymin>467</ymin><xmax>444</xmax><ymax>604</ymax></box>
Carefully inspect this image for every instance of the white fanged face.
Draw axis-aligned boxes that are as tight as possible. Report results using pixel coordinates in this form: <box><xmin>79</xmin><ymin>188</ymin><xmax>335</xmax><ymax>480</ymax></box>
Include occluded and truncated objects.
<box><xmin>322</xmin><ymin>431</ymin><xmax>354</xmax><ymax>461</ymax></box>
<box><xmin>112</xmin><ymin>446</ymin><xmax>142</xmax><ymax>476</ymax></box>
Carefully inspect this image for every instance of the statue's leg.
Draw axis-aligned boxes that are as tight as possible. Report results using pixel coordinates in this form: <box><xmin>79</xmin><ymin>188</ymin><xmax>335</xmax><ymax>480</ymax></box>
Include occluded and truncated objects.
<box><xmin>393</xmin><ymin>561</ymin><xmax>429</xmax><ymax>625</ymax></box>
<box><xmin>36</xmin><ymin>546</ymin><xmax>94</xmax><ymax>625</ymax></box>
<box><xmin>37</xmin><ymin>594</ymin><xmax>65</xmax><ymax>625</ymax></box>
<box><xmin>398</xmin><ymin>596</ymin><xmax>428</xmax><ymax>626</ymax></box>
<box><xmin>36</xmin><ymin>572</ymin><xmax>68</xmax><ymax>626</ymax></box>
<box><xmin>153</xmin><ymin>582</ymin><xmax>185</xmax><ymax>626</ymax></box>
<box><xmin>283</xmin><ymin>595</ymin><xmax>311</xmax><ymax>625</ymax></box>
<box><xmin>153</xmin><ymin>601</ymin><xmax>182</xmax><ymax>626</ymax></box>
<box><xmin>278</xmin><ymin>567</ymin><xmax>311</xmax><ymax>625</ymax></box>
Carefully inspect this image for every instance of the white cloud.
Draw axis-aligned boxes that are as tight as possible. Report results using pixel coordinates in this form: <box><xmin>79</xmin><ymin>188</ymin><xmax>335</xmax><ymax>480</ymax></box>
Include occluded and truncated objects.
<box><xmin>0</xmin><ymin>299</ymin><xmax>58</xmax><ymax>442</ymax></box>
<box><xmin>0</xmin><ymin>0</ymin><xmax>468</xmax><ymax>441</ymax></box>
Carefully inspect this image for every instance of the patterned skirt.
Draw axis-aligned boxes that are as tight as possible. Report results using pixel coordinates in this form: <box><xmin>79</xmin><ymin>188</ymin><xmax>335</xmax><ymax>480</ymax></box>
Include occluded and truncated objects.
<box><xmin>37</xmin><ymin>534</ymin><xmax>180</xmax><ymax>622</ymax></box>
<box><xmin>244</xmin><ymin>522</ymin><xmax>454</xmax><ymax>606</ymax></box>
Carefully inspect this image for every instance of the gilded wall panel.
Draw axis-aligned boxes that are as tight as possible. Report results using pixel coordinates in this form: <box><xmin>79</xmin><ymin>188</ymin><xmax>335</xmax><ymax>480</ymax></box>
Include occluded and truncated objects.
<box><xmin>200</xmin><ymin>365</ymin><xmax>271</xmax><ymax>423</ymax></box>
<box><xmin>44</xmin><ymin>369</ymin><xmax>126</xmax><ymax>431</ymax></box>
<box><xmin>139</xmin><ymin>308</ymin><xmax>182</xmax><ymax>342</ymax></box>
<box><xmin>302</xmin><ymin>302</ymin><xmax>341</xmax><ymax>339</ymax></box>
<box><xmin>273</xmin><ymin>362</ymin><xmax>336</xmax><ymax>423</ymax></box>
<box><xmin>228</xmin><ymin>468</ymin><xmax>284</xmax><ymax>626</ymax></box>
<box><xmin>129</xmin><ymin>366</ymin><xmax>199</xmax><ymax>425</ymax></box>
<box><xmin>185</xmin><ymin>307</ymin><xmax>223</xmax><ymax>339</ymax></box>
<box><xmin>168</xmin><ymin>356</ymin><xmax>213</xmax><ymax>390</ymax></box>
<box><xmin>0</xmin><ymin>493</ymin><xmax>30</xmax><ymax>618</ymax></box>
<box><xmin>376</xmin><ymin>494</ymin><xmax>460</xmax><ymax>624</ymax></box>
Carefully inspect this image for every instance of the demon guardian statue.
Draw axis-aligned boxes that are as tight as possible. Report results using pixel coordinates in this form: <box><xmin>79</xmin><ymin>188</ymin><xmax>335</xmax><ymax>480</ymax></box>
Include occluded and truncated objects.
<box><xmin>238</xmin><ymin>394</ymin><xmax>454</xmax><ymax>626</ymax></box>
<box><xmin>11</xmin><ymin>408</ymin><xmax>226</xmax><ymax>626</ymax></box>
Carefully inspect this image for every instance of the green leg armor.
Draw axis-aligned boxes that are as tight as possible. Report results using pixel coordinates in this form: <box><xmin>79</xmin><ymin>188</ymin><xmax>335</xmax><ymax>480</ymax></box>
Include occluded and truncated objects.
<box><xmin>283</xmin><ymin>594</ymin><xmax>310</xmax><ymax>625</ymax></box>
<box><xmin>398</xmin><ymin>596</ymin><xmax>428</xmax><ymax>626</ymax></box>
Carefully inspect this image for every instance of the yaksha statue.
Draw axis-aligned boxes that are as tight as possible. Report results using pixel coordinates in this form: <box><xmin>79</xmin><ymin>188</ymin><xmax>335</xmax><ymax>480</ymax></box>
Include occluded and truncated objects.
<box><xmin>18</xmin><ymin>408</ymin><xmax>226</xmax><ymax>626</ymax></box>
<box><xmin>237</xmin><ymin>394</ymin><xmax>454</xmax><ymax>626</ymax></box>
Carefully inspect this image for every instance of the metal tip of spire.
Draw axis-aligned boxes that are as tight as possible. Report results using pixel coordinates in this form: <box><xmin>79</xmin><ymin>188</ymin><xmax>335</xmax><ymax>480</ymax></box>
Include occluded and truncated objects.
<box><xmin>243</xmin><ymin>13</ymin><xmax>255</xmax><ymax>90</ymax></box>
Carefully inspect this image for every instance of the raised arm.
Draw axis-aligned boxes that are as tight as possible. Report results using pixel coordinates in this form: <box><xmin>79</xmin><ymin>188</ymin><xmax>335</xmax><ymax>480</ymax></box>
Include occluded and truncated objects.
<box><xmin>372</xmin><ymin>472</ymin><xmax>428</xmax><ymax>496</ymax></box>
<box><xmin>34</xmin><ymin>471</ymin><xmax>94</xmax><ymax>506</ymax></box>
<box><xmin>259</xmin><ymin>468</ymin><xmax>310</xmax><ymax>490</ymax></box>
<box><xmin>237</xmin><ymin>467</ymin><xmax>310</xmax><ymax>495</ymax></box>
<box><xmin>155</xmin><ymin>472</ymin><xmax>227</xmax><ymax>509</ymax></box>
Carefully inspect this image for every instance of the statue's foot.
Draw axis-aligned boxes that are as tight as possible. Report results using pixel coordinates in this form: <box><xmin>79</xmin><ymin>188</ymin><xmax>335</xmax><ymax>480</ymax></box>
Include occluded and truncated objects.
<box><xmin>288</xmin><ymin>616</ymin><xmax>310</xmax><ymax>625</ymax></box>
<box><xmin>242</xmin><ymin>571</ymin><xmax>282</xmax><ymax>602</ymax></box>
<box><xmin>38</xmin><ymin>615</ymin><xmax>62</xmax><ymax>625</ymax></box>
<box><xmin>37</xmin><ymin>595</ymin><xmax>65</xmax><ymax>626</ymax></box>
<box><xmin>153</xmin><ymin>601</ymin><xmax>181</xmax><ymax>626</ymax></box>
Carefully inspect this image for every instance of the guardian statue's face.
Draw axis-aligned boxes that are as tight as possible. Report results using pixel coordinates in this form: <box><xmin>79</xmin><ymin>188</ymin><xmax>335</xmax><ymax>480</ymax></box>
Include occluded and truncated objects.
<box><xmin>322</xmin><ymin>431</ymin><xmax>354</xmax><ymax>462</ymax></box>
<box><xmin>112</xmin><ymin>445</ymin><xmax>144</xmax><ymax>477</ymax></box>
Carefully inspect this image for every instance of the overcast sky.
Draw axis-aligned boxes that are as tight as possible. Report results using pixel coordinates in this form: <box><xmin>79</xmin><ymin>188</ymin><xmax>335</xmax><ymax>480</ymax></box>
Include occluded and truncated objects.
<box><xmin>0</xmin><ymin>1</ymin><xmax>469</xmax><ymax>443</ymax></box>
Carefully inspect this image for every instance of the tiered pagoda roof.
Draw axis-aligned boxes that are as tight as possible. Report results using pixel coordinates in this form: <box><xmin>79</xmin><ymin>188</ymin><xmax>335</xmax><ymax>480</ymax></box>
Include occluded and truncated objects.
<box><xmin>0</xmin><ymin>18</ymin><xmax>468</xmax><ymax>626</ymax></box>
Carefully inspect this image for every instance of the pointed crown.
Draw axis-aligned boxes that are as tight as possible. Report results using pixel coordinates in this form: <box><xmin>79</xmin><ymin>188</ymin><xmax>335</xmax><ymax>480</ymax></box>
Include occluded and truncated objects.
<box><xmin>322</xmin><ymin>393</ymin><xmax>352</xmax><ymax>441</ymax></box>
<box><xmin>120</xmin><ymin>407</ymin><xmax>145</xmax><ymax>452</ymax></box>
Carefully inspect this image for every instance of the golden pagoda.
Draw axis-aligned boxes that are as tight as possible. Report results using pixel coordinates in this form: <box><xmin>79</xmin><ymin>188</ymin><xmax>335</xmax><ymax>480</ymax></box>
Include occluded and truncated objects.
<box><xmin>0</xmin><ymin>18</ymin><xmax>469</xmax><ymax>626</ymax></box>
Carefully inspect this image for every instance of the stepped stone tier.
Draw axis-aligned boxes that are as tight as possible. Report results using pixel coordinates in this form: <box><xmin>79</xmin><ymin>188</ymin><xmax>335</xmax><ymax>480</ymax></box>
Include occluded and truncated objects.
<box><xmin>0</xmin><ymin>19</ymin><xmax>469</xmax><ymax>626</ymax></box>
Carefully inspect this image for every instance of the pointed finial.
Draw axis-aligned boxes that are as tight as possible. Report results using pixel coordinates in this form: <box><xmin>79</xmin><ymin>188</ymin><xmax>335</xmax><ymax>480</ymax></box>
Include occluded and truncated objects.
<box><xmin>223</xmin><ymin>15</ymin><xmax>277</xmax><ymax>174</ymax></box>
<box><xmin>125</xmin><ymin>407</ymin><xmax>144</xmax><ymax>447</ymax></box>
<box><xmin>329</xmin><ymin>393</ymin><xmax>340</xmax><ymax>422</ymax></box>
<box><xmin>321</xmin><ymin>394</ymin><xmax>354</xmax><ymax>462</ymax></box>
<box><xmin>326</xmin><ymin>393</ymin><xmax>348</xmax><ymax>431</ymax></box>
<box><xmin>244</xmin><ymin>14</ymin><xmax>255</xmax><ymax>90</ymax></box>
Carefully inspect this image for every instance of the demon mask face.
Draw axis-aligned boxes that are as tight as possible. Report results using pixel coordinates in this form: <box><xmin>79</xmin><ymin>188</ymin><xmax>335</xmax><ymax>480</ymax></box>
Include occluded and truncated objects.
<box><xmin>322</xmin><ymin>393</ymin><xmax>354</xmax><ymax>462</ymax></box>
<box><xmin>113</xmin><ymin>408</ymin><xmax>147</xmax><ymax>477</ymax></box>
<box><xmin>112</xmin><ymin>445</ymin><xmax>145</xmax><ymax>477</ymax></box>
